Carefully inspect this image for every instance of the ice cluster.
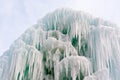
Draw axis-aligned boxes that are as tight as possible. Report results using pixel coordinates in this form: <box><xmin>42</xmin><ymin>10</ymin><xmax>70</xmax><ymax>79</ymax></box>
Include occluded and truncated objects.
<box><xmin>0</xmin><ymin>8</ymin><xmax>120</xmax><ymax>80</ymax></box>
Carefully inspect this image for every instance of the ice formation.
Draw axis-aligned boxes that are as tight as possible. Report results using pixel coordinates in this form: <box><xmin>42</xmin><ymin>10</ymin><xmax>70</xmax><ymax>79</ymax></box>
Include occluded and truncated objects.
<box><xmin>0</xmin><ymin>8</ymin><xmax>120</xmax><ymax>80</ymax></box>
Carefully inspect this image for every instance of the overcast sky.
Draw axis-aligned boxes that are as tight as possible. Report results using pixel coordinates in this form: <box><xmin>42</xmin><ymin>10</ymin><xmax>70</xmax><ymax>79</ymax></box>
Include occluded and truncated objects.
<box><xmin>0</xmin><ymin>0</ymin><xmax>120</xmax><ymax>56</ymax></box>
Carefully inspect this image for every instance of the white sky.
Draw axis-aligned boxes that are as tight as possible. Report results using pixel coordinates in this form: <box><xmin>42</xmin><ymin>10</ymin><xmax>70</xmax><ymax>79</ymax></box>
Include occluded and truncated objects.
<box><xmin>0</xmin><ymin>0</ymin><xmax>120</xmax><ymax>56</ymax></box>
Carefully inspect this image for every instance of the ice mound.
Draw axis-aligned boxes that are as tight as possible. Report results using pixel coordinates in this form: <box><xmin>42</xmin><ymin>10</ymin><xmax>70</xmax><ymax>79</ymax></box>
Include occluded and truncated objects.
<box><xmin>0</xmin><ymin>8</ymin><xmax>120</xmax><ymax>80</ymax></box>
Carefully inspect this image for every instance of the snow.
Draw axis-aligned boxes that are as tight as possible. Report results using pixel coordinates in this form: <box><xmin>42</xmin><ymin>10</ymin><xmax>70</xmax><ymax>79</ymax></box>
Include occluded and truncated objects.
<box><xmin>0</xmin><ymin>8</ymin><xmax>120</xmax><ymax>80</ymax></box>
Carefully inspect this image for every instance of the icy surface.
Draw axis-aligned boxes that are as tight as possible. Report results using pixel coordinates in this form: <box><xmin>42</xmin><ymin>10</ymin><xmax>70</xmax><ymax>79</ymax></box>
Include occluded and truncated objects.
<box><xmin>0</xmin><ymin>8</ymin><xmax>120</xmax><ymax>80</ymax></box>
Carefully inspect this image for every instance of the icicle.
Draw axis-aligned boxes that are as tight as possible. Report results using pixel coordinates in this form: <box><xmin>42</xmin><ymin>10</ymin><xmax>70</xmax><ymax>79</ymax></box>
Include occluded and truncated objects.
<box><xmin>55</xmin><ymin>56</ymin><xmax>92</xmax><ymax>80</ymax></box>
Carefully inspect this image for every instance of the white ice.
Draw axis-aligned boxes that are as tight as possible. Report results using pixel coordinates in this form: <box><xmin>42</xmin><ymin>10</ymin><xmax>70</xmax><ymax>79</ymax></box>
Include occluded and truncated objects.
<box><xmin>0</xmin><ymin>8</ymin><xmax>120</xmax><ymax>80</ymax></box>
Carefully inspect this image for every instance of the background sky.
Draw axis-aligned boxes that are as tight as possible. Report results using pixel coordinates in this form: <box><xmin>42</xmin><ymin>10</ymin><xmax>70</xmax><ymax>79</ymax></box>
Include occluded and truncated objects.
<box><xmin>0</xmin><ymin>0</ymin><xmax>120</xmax><ymax>56</ymax></box>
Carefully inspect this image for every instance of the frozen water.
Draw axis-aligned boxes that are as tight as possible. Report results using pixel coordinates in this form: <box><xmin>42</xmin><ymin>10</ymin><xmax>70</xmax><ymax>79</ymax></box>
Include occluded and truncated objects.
<box><xmin>0</xmin><ymin>8</ymin><xmax>120</xmax><ymax>80</ymax></box>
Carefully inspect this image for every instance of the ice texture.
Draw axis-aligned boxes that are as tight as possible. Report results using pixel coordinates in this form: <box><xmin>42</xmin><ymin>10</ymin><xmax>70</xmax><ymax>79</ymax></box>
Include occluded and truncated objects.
<box><xmin>0</xmin><ymin>8</ymin><xmax>120</xmax><ymax>80</ymax></box>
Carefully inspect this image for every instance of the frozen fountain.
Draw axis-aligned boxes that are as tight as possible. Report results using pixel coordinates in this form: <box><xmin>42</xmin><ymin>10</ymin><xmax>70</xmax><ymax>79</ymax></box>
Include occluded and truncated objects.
<box><xmin>0</xmin><ymin>8</ymin><xmax>120</xmax><ymax>80</ymax></box>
